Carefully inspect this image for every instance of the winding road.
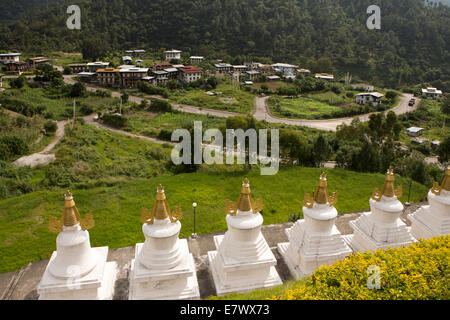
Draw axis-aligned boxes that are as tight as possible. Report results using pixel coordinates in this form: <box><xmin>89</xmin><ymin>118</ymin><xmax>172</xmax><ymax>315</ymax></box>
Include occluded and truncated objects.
<box><xmin>9</xmin><ymin>74</ymin><xmax>419</xmax><ymax>168</ymax></box>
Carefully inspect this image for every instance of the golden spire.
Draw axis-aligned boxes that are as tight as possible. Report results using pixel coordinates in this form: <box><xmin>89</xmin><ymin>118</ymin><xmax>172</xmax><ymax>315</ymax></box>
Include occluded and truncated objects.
<box><xmin>225</xmin><ymin>178</ymin><xmax>263</xmax><ymax>216</ymax></box>
<box><xmin>49</xmin><ymin>191</ymin><xmax>95</xmax><ymax>233</ymax></box>
<box><xmin>372</xmin><ymin>167</ymin><xmax>402</xmax><ymax>201</ymax></box>
<box><xmin>141</xmin><ymin>185</ymin><xmax>183</xmax><ymax>224</ymax></box>
<box><xmin>303</xmin><ymin>173</ymin><xmax>338</xmax><ymax>208</ymax></box>
<box><xmin>431</xmin><ymin>167</ymin><xmax>450</xmax><ymax>195</ymax></box>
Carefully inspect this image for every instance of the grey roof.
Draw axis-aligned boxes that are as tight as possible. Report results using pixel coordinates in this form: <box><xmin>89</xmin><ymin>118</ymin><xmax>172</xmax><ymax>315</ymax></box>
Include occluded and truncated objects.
<box><xmin>407</xmin><ymin>127</ymin><xmax>424</xmax><ymax>133</ymax></box>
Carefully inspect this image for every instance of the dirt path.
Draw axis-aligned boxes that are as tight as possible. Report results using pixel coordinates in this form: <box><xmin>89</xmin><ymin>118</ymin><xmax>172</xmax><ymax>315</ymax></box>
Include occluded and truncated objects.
<box><xmin>11</xmin><ymin>120</ymin><xmax>68</xmax><ymax>168</ymax></box>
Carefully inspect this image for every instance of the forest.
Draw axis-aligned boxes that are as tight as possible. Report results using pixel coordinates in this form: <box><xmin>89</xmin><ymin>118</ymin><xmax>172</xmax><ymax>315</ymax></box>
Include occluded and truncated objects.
<box><xmin>0</xmin><ymin>0</ymin><xmax>449</xmax><ymax>89</ymax></box>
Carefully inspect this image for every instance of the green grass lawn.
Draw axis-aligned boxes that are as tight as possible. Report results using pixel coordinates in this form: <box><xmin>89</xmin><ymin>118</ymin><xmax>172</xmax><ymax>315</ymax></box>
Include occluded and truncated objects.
<box><xmin>269</xmin><ymin>95</ymin><xmax>341</xmax><ymax>119</ymax></box>
<box><xmin>0</xmin><ymin>86</ymin><xmax>120</xmax><ymax>120</ymax></box>
<box><xmin>168</xmin><ymin>83</ymin><xmax>255</xmax><ymax>113</ymax></box>
<box><xmin>125</xmin><ymin>111</ymin><xmax>226</xmax><ymax>138</ymax></box>
<box><xmin>0</xmin><ymin>166</ymin><xmax>428</xmax><ymax>273</ymax></box>
<box><xmin>48</xmin><ymin>52</ymin><xmax>85</xmax><ymax>66</ymax></box>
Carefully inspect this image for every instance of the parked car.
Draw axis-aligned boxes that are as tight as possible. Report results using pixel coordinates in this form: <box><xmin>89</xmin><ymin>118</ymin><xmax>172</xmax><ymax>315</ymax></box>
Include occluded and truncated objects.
<box><xmin>409</xmin><ymin>99</ymin><xmax>416</xmax><ymax>106</ymax></box>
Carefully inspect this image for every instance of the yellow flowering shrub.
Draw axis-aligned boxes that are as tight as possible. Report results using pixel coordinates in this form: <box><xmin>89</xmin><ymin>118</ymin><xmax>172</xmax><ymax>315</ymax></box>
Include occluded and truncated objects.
<box><xmin>271</xmin><ymin>236</ymin><xmax>449</xmax><ymax>300</ymax></box>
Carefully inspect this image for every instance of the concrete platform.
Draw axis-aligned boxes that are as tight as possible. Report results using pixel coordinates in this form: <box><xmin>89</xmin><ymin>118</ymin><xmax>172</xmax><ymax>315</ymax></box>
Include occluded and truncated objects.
<box><xmin>0</xmin><ymin>204</ymin><xmax>421</xmax><ymax>300</ymax></box>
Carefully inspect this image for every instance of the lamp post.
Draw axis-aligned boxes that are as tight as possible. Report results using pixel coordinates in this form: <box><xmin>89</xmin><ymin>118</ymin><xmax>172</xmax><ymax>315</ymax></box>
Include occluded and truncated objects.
<box><xmin>192</xmin><ymin>202</ymin><xmax>197</xmax><ymax>239</ymax></box>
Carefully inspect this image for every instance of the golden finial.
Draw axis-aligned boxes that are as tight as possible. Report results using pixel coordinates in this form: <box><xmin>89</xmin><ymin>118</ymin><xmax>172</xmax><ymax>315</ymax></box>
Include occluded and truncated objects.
<box><xmin>142</xmin><ymin>185</ymin><xmax>183</xmax><ymax>224</ymax></box>
<box><xmin>431</xmin><ymin>167</ymin><xmax>450</xmax><ymax>195</ymax></box>
<box><xmin>225</xmin><ymin>178</ymin><xmax>263</xmax><ymax>215</ymax></box>
<box><xmin>304</xmin><ymin>173</ymin><xmax>338</xmax><ymax>207</ymax></box>
<box><xmin>372</xmin><ymin>167</ymin><xmax>402</xmax><ymax>201</ymax></box>
<box><xmin>49</xmin><ymin>191</ymin><xmax>95</xmax><ymax>233</ymax></box>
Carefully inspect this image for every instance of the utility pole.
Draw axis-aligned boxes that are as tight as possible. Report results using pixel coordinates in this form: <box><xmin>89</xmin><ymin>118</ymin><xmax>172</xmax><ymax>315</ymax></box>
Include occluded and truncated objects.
<box><xmin>72</xmin><ymin>99</ymin><xmax>76</xmax><ymax>129</ymax></box>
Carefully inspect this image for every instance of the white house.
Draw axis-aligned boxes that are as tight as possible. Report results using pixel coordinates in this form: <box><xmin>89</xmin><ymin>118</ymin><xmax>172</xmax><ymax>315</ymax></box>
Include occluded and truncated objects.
<box><xmin>355</xmin><ymin>92</ymin><xmax>384</xmax><ymax>107</ymax></box>
<box><xmin>87</xmin><ymin>62</ymin><xmax>110</xmax><ymax>73</ymax></box>
<box><xmin>178</xmin><ymin>66</ymin><xmax>202</xmax><ymax>83</ymax></box>
<box><xmin>406</xmin><ymin>127</ymin><xmax>424</xmax><ymax>137</ymax></box>
<box><xmin>165</xmin><ymin>50</ymin><xmax>182</xmax><ymax>61</ymax></box>
<box><xmin>122</xmin><ymin>56</ymin><xmax>133</xmax><ymax>64</ymax></box>
<box><xmin>0</xmin><ymin>53</ymin><xmax>21</xmax><ymax>65</ymax></box>
<box><xmin>190</xmin><ymin>56</ymin><xmax>204</xmax><ymax>64</ymax></box>
<box><xmin>422</xmin><ymin>87</ymin><xmax>443</xmax><ymax>100</ymax></box>
<box><xmin>315</xmin><ymin>73</ymin><xmax>334</xmax><ymax>81</ymax></box>
<box><xmin>246</xmin><ymin>71</ymin><xmax>260</xmax><ymax>80</ymax></box>
<box><xmin>232</xmin><ymin>65</ymin><xmax>249</xmax><ymax>73</ymax></box>
<box><xmin>214</xmin><ymin>63</ymin><xmax>233</xmax><ymax>73</ymax></box>
<box><xmin>272</xmin><ymin>63</ymin><xmax>297</xmax><ymax>77</ymax></box>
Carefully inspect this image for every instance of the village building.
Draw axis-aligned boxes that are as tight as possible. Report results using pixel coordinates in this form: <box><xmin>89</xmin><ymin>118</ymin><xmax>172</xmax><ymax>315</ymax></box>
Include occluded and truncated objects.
<box><xmin>165</xmin><ymin>49</ymin><xmax>182</xmax><ymax>61</ymax></box>
<box><xmin>355</xmin><ymin>92</ymin><xmax>384</xmax><ymax>107</ymax></box>
<box><xmin>97</xmin><ymin>68</ymin><xmax>120</xmax><ymax>87</ymax></box>
<box><xmin>244</xmin><ymin>62</ymin><xmax>262</xmax><ymax>71</ymax></box>
<box><xmin>232</xmin><ymin>65</ymin><xmax>249</xmax><ymax>73</ymax></box>
<box><xmin>272</xmin><ymin>63</ymin><xmax>298</xmax><ymax>77</ymax></box>
<box><xmin>297</xmin><ymin>68</ymin><xmax>311</xmax><ymax>76</ymax></box>
<box><xmin>267</xmin><ymin>75</ymin><xmax>281</xmax><ymax>81</ymax></box>
<box><xmin>152</xmin><ymin>70</ymin><xmax>169</xmax><ymax>86</ymax></box>
<box><xmin>351</xmin><ymin>83</ymin><xmax>375</xmax><ymax>91</ymax></box>
<box><xmin>163</xmin><ymin>67</ymin><xmax>180</xmax><ymax>80</ymax></box>
<box><xmin>87</xmin><ymin>62</ymin><xmax>110</xmax><ymax>73</ymax></box>
<box><xmin>136</xmin><ymin>60</ymin><xmax>143</xmax><ymax>67</ymax></box>
<box><xmin>5</xmin><ymin>61</ymin><xmax>27</xmax><ymax>73</ymax></box>
<box><xmin>77</xmin><ymin>72</ymin><xmax>97</xmax><ymax>83</ymax></box>
<box><xmin>214</xmin><ymin>63</ymin><xmax>233</xmax><ymax>73</ymax></box>
<box><xmin>0</xmin><ymin>53</ymin><xmax>21</xmax><ymax>65</ymax></box>
<box><xmin>120</xmin><ymin>67</ymin><xmax>149</xmax><ymax>88</ymax></box>
<box><xmin>422</xmin><ymin>87</ymin><xmax>443</xmax><ymax>100</ymax></box>
<box><xmin>246</xmin><ymin>71</ymin><xmax>260</xmax><ymax>80</ymax></box>
<box><xmin>315</xmin><ymin>73</ymin><xmax>335</xmax><ymax>81</ymax></box>
<box><xmin>27</xmin><ymin>57</ymin><xmax>51</xmax><ymax>71</ymax></box>
<box><xmin>67</xmin><ymin>63</ymin><xmax>87</xmax><ymax>73</ymax></box>
<box><xmin>141</xmin><ymin>76</ymin><xmax>156</xmax><ymax>86</ymax></box>
<box><xmin>406</xmin><ymin>127</ymin><xmax>424</xmax><ymax>137</ymax></box>
<box><xmin>122</xmin><ymin>56</ymin><xmax>133</xmax><ymax>64</ymax></box>
<box><xmin>153</xmin><ymin>62</ymin><xmax>173</xmax><ymax>71</ymax></box>
<box><xmin>190</xmin><ymin>56</ymin><xmax>204</xmax><ymax>64</ymax></box>
<box><xmin>126</xmin><ymin>50</ymin><xmax>146</xmax><ymax>57</ymax></box>
<box><xmin>178</xmin><ymin>66</ymin><xmax>202</xmax><ymax>83</ymax></box>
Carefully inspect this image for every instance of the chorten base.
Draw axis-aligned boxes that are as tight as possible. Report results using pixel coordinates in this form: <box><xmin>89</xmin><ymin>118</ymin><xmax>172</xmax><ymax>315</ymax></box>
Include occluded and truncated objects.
<box><xmin>408</xmin><ymin>206</ymin><xmax>450</xmax><ymax>240</ymax></box>
<box><xmin>278</xmin><ymin>222</ymin><xmax>352</xmax><ymax>278</ymax></box>
<box><xmin>128</xmin><ymin>239</ymin><xmax>200</xmax><ymax>300</ymax></box>
<box><xmin>37</xmin><ymin>246</ymin><xmax>117</xmax><ymax>300</ymax></box>
<box><xmin>344</xmin><ymin>213</ymin><xmax>415</xmax><ymax>252</ymax></box>
<box><xmin>207</xmin><ymin>235</ymin><xmax>282</xmax><ymax>296</ymax></box>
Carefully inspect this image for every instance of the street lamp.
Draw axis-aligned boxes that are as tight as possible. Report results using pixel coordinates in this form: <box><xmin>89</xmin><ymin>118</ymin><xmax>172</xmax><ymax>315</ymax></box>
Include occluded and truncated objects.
<box><xmin>192</xmin><ymin>202</ymin><xmax>198</xmax><ymax>239</ymax></box>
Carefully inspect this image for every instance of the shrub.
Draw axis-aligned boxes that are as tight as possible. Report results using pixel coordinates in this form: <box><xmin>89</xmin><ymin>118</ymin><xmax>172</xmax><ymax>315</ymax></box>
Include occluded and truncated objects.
<box><xmin>150</xmin><ymin>98</ymin><xmax>173</xmax><ymax>113</ymax></box>
<box><xmin>0</xmin><ymin>136</ymin><xmax>29</xmax><ymax>157</ymax></box>
<box><xmin>102</xmin><ymin>113</ymin><xmax>128</xmax><ymax>128</ymax></box>
<box><xmin>44</xmin><ymin>120</ymin><xmax>58</xmax><ymax>134</ymax></box>
<box><xmin>157</xmin><ymin>129</ymin><xmax>173</xmax><ymax>141</ymax></box>
<box><xmin>270</xmin><ymin>236</ymin><xmax>449</xmax><ymax>300</ymax></box>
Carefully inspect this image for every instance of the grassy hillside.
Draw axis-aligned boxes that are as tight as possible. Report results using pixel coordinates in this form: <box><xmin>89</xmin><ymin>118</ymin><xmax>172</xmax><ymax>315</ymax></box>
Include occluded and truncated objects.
<box><xmin>0</xmin><ymin>166</ymin><xmax>428</xmax><ymax>273</ymax></box>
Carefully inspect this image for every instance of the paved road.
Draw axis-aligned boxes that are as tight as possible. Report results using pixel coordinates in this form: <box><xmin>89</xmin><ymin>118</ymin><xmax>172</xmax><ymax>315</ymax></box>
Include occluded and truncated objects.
<box><xmin>252</xmin><ymin>94</ymin><xmax>418</xmax><ymax>131</ymax></box>
<box><xmin>63</xmin><ymin>75</ymin><xmax>418</xmax><ymax>132</ymax></box>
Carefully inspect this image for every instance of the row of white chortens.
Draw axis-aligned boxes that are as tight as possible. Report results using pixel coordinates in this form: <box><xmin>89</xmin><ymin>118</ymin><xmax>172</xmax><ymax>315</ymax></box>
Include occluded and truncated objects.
<box><xmin>36</xmin><ymin>167</ymin><xmax>450</xmax><ymax>300</ymax></box>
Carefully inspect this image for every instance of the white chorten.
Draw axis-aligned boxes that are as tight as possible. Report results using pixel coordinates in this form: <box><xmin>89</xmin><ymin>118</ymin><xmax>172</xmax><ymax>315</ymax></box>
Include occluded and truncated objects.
<box><xmin>409</xmin><ymin>168</ymin><xmax>450</xmax><ymax>240</ymax></box>
<box><xmin>128</xmin><ymin>185</ymin><xmax>200</xmax><ymax>300</ymax></box>
<box><xmin>278</xmin><ymin>173</ymin><xmax>352</xmax><ymax>278</ymax></box>
<box><xmin>208</xmin><ymin>178</ymin><xmax>282</xmax><ymax>296</ymax></box>
<box><xmin>37</xmin><ymin>191</ymin><xmax>117</xmax><ymax>300</ymax></box>
<box><xmin>345</xmin><ymin>167</ymin><xmax>416</xmax><ymax>251</ymax></box>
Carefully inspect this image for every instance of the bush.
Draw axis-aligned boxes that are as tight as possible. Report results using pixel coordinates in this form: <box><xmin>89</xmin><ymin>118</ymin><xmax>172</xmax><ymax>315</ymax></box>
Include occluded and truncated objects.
<box><xmin>157</xmin><ymin>129</ymin><xmax>173</xmax><ymax>141</ymax></box>
<box><xmin>0</xmin><ymin>136</ymin><xmax>29</xmax><ymax>159</ymax></box>
<box><xmin>102</xmin><ymin>113</ymin><xmax>128</xmax><ymax>128</ymax></box>
<box><xmin>268</xmin><ymin>236</ymin><xmax>449</xmax><ymax>300</ymax></box>
<box><xmin>150</xmin><ymin>98</ymin><xmax>173</xmax><ymax>113</ymax></box>
<box><xmin>44</xmin><ymin>120</ymin><xmax>58</xmax><ymax>134</ymax></box>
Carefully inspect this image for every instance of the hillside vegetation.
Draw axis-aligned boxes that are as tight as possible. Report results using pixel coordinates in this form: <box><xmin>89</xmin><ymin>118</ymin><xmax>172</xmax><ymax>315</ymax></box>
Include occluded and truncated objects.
<box><xmin>211</xmin><ymin>236</ymin><xmax>449</xmax><ymax>300</ymax></box>
<box><xmin>0</xmin><ymin>0</ymin><xmax>449</xmax><ymax>89</ymax></box>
